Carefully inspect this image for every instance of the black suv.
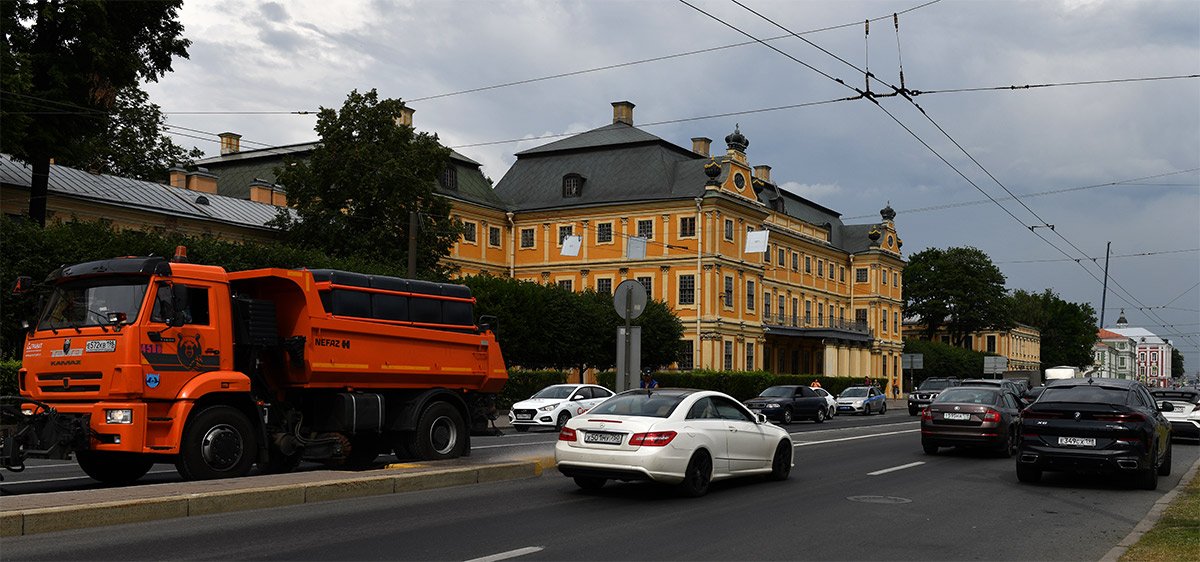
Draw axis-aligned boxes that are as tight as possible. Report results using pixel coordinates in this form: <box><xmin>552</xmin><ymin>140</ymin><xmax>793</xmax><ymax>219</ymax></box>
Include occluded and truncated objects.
<box><xmin>1016</xmin><ymin>378</ymin><xmax>1173</xmax><ymax>489</ymax></box>
<box><xmin>908</xmin><ymin>377</ymin><xmax>961</xmax><ymax>415</ymax></box>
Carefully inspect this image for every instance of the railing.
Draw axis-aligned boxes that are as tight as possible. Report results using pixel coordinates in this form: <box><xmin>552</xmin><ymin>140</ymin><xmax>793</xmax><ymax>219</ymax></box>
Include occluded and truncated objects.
<box><xmin>761</xmin><ymin>313</ymin><xmax>872</xmax><ymax>336</ymax></box>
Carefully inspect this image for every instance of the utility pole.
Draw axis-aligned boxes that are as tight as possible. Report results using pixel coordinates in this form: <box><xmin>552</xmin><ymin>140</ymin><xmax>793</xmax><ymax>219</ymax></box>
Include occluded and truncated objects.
<box><xmin>408</xmin><ymin>211</ymin><xmax>418</xmax><ymax>277</ymax></box>
<box><xmin>1100</xmin><ymin>241</ymin><xmax>1111</xmax><ymax>327</ymax></box>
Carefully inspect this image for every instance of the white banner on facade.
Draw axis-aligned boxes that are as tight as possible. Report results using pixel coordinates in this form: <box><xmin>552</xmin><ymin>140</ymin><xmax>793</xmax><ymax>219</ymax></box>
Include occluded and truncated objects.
<box><xmin>560</xmin><ymin>235</ymin><xmax>582</xmax><ymax>256</ymax></box>
<box><xmin>744</xmin><ymin>230</ymin><xmax>770</xmax><ymax>253</ymax></box>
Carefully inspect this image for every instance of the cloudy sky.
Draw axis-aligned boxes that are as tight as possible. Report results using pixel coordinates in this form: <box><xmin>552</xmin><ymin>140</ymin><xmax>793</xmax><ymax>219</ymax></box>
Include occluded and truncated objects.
<box><xmin>146</xmin><ymin>0</ymin><xmax>1200</xmax><ymax>372</ymax></box>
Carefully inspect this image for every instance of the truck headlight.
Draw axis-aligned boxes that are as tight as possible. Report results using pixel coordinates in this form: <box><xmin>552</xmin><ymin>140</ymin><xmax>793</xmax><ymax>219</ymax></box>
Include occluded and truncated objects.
<box><xmin>105</xmin><ymin>409</ymin><xmax>133</xmax><ymax>424</ymax></box>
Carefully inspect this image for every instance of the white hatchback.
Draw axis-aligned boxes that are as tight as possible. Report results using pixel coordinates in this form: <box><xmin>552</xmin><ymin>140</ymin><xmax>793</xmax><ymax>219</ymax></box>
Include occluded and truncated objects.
<box><xmin>555</xmin><ymin>389</ymin><xmax>793</xmax><ymax>496</ymax></box>
<box><xmin>509</xmin><ymin>384</ymin><xmax>614</xmax><ymax>432</ymax></box>
<box><xmin>1150</xmin><ymin>388</ymin><xmax>1200</xmax><ymax>441</ymax></box>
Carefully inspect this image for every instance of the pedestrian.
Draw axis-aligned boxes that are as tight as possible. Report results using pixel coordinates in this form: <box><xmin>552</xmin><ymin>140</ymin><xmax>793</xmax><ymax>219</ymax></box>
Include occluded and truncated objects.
<box><xmin>863</xmin><ymin>375</ymin><xmax>872</xmax><ymax>388</ymax></box>
<box><xmin>892</xmin><ymin>383</ymin><xmax>900</xmax><ymax>399</ymax></box>
<box><xmin>640</xmin><ymin>372</ymin><xmax>659</xmax><ymax>389</ymax></box>
<box><xmin>810</xmin><ymin>379</ymin><xmax>822</xmax><ymax>389</ymax></box>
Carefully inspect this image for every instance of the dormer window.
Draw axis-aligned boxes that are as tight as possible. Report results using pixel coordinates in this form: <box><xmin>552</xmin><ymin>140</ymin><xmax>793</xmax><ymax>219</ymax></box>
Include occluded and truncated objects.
<box><xmin>562</xmin><ymin>173</ymin><xmax>584</xmax><ymax>198</ymax></box>
<box><xmin>440</xmin><ymin>166</ymin><xmax>458</xmax><ymax>191</ymax></box>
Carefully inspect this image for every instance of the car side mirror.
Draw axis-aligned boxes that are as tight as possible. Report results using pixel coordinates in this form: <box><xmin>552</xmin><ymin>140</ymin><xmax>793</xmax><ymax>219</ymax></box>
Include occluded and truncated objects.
<box><xmin>755</xmin><ymin>413</ymin><xmax>768</xmax><ymax>424</ymax></box>
<box><xmin>1159</xmin><ymin>401</ymin><xmax>1174</xmax><ymax>412</ymax></box>
<box><xmin>572</xmin><ymin>395</ymin><xmax>585</xmax><ymax>401</ymax></box>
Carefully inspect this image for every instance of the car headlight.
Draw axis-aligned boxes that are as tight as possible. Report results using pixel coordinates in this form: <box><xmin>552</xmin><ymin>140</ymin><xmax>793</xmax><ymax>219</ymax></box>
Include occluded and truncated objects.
<box><xmin>105</xmin><ymin>409</ymin><xmax>133</xmax><ymax>424</ymax></box>
<box><xmin>854</xmin><ymin>401</ymin><xmax>864</xmax><ymax>407</ymax></box>
<box><xmin>539</xmin><ymin>404</ymin><xmax>558</xmax><ymax>412</ymax></box>
<box><xmin>765</xmin><ymin>403</ymin><xmax>780</xmax><ymax>409</ymax></box>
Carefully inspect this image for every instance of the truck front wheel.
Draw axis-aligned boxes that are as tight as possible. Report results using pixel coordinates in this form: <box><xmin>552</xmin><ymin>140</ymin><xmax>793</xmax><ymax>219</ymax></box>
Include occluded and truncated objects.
<box><xmin>76</xmin><ymin>451</ymin><xmax>154</xmax><ymax>485</ymax></box>
<box><xmin>410</xmin><ymin>402</ymin><xmax>467</xmax><ymax>460</ymax></box>
<box><xmin>176</xmin><ymin>405</ymin><xmax>258</xmax><ymax>480</ymax></box>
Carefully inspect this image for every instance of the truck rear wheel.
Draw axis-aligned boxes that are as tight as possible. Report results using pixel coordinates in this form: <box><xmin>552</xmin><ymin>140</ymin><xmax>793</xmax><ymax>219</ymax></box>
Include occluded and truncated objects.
<box><xmin>76</xmin><ymin>451</ymin><xmax>154</xmax><ymax>485</ymax></box>
<box><xmin>176</xmin><ymin>405</ymin><xmax>258</xmax><ymax>480</ymax></box>
<box><xmin>410</xmin><ymin>402</ymin><xmax>467</xmax><ymax>460</ymax></box>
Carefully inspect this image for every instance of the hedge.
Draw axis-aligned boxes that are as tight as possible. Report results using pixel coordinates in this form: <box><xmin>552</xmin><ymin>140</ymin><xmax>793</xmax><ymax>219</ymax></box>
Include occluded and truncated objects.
<box><xmin>0</xmin><ymin>359</ymin><xmax>20</xmax><ymax>397</ymax></box>
<box><xmin>497</xmin><ymin>370</ymin><xmax>568</xmax><ymax>410</ymax></box>
<box><xmin>595</xmin><ymin>370</ymin><xmax>881</xmax><ymax>402</ymax></box>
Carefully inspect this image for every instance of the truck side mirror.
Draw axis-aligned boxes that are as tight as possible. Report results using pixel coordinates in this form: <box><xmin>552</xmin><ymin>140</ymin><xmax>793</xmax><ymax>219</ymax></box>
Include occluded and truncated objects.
<box><xmin>12</xmin><ymin>276</ymin><xmax>32</xmax><ymax>294</ymax></box>
<box><xmin>169</xmin><ymin>284</ymin><xmax>190</xmax><ymax>327</ymax></box>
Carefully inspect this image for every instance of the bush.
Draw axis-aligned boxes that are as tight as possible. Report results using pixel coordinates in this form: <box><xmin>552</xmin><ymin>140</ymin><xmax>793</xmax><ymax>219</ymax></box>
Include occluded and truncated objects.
<box><xmin>596</xmin><ymin>370</ymin><xmax>881</xmax><ymax>401</ymax></box>
<box><xmin>497</xmin><ymin>370</ymin><xmax>568</xmax><ymax>410</ymax></box>
<box><xmin>0</xmin><ymin>359</ymin><xmax>20</xmax><ymax>396</ymax></box>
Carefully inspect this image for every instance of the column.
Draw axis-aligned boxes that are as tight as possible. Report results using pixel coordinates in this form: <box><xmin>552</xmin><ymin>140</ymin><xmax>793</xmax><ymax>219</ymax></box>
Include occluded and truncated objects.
<box><xmin>824</xmin><ymin>344</ymin><xmax>837</xmax><ymax>377</ymax></box>
<box><xmin>837</xmin><ymin>345</ymin><xmax>850</xmax><ymax>377</ymax></box>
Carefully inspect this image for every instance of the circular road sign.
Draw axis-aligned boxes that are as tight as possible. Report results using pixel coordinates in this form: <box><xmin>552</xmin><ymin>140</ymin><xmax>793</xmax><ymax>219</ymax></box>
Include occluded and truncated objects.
<box><xmin>613</xmin><ymin>279</ymin><xmax>648</xmax><ymax>321</ymax></box>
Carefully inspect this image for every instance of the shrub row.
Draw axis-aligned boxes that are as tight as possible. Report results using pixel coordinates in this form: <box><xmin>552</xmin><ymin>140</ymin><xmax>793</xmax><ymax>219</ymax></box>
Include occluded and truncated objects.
<box><xmin>0</xmin><ymin>359</ymin><xmax>20</xmax><ymax>397</ymax></box>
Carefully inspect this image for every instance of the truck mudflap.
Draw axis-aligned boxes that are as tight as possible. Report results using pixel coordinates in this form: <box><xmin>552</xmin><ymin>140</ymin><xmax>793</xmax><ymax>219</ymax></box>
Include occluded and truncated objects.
<box><xmin>0</xmin><ymin>396</ymin><xmax>91</xmax><ymax>474</ymax></box>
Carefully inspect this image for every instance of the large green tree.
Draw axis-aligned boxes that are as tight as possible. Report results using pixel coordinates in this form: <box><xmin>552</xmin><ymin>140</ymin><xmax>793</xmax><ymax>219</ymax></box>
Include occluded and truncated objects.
<box><xmin>1009</xmin><ymin>289</ymin><xmax>1097</xmax><ymax>368</ymax></box>
<box><xmin>71</xmin><ymin>85</ymin><xmax>205</xmax><ymax>182</ymax></box>
<box><xmin>1171</xmin><ymin>348</ymin><xmax>1184</xmax><ymax>380</ymax></box>
<box><xmin>271</xmin><ymin>89</ymin><xmax>459</xmax><ymax>279</ymax></box>
<box><xmin>1</xmin><ymin>0</ymin><xmax>190</xmax><ymax>225</ymax></box>
<box><xmin>903</xmin><ymin>246</ymin><xmax>1012</xmax><ymax>345</ymax></box>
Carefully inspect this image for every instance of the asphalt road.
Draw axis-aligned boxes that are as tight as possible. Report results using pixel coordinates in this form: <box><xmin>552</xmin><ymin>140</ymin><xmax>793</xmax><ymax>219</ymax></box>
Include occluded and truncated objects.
<box><xmin>4</xmin><ymin>413</ymin><xmax>1196</xmax><ymax>561</ymax></box>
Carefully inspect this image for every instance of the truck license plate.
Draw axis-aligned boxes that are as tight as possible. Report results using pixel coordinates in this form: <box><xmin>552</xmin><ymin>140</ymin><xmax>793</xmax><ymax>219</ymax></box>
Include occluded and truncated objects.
<box><xmin>1058</xmin><ymin>436</ymin><xmax>1096</xmax><ymax>447</ymax></box>
<box><xmin>584</xmin><ymin>432</ymin><xmax>623</xmax><ymax>445</ymax></box>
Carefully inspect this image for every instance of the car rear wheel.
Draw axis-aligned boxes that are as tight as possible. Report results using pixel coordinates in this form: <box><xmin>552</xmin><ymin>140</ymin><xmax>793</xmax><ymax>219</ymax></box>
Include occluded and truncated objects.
<box><xmin>1016</xmin><ymin>463</ymin><xmax>1041</xmax><ymax>484</ymax></box>
<box><xmin>813</xmin><ymin>408</ymin><xmax>824</xmax><ymax>423</ymax></box>
<box><xmin>679</xmin><ymin>450</ymin><xmax>713</xmax><ymax>497</ymax></box>
<box><xmin>922</xmin><ymin>441</ymin><xmax>938</xmax><ymax>455</ymax></box>
<box><xmin>769</xmin><ymin>441</ymin><xmax>792</xmax><ymax>481</ymax></box>
<box><xmin>879</xmin><ymin>403</ymin><xmax>887</xmax><ymax>415</ymax></box>
<box><xmin>1158</xmin><ymin>442</ymin><xmax>1172</xmax><ymax>476</ymax></box>
<box><xmin>782</xmin><ymin>408</ymin><xmax>793</xmax><ymax>425</ymax></box>
<box><xmin>555</xmin><ymin>412</ymin><xmax>570</xmax><ymax>431</ymax></box>
<box><xmin>997</xmin><ymin>430</ymin><xmax>1018</xmax><ymax>458</ymax></box>
<box><xmin>573</xmin><ymin>476</ymin><xmax>606</xmax><ymax>490</ymax></box>
<box><xmin>829</xmin><ymin>406</ymin><xmax>836</xmax><ymax>418</ymax></box>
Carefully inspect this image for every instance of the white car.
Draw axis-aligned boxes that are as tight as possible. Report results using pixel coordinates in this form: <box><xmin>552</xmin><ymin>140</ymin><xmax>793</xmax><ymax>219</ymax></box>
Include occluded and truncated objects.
<box><xmin>1150</xmin><ymin>388</ymin><xmax>1200</xmax><ymax>441</ymax></box>
<box><xmin>509</xmin><ymin>384</ymin><xmax>614</xmax><ymax>432</ymax></box>
<box><xmin>555</xmin><ymin>389</ymin><xmax>793</xmax><ymax>496</ymax></box>
<box><xmin>812</xmin><ymin>387</ymin><xmax>837</xmax><ymax>419</ymax></box>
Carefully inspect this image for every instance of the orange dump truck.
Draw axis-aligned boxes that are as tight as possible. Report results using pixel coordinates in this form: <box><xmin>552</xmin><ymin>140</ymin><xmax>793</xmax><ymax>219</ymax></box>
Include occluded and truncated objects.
<box><xmin>1</xmin><ymin>249</ymin><xmax>507</xmax><ymax>482</ymax></box>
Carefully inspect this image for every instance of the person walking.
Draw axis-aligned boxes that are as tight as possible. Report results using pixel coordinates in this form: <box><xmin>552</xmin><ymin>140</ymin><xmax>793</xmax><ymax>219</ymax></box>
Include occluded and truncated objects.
<box><xmin>640</xmin><ymin>372</ymin><xmax>659</xmax><ymax>389</ymax></box>
<box><xmin>810</xmin><ymin>379</ymin><xmax>822</xmax><ymax>389</ymax></box>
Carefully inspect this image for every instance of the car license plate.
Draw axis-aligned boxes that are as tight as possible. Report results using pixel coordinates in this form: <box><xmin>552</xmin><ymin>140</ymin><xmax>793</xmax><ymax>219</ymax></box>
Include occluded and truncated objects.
<box><xmin>515</xmin><ymin>413</ymin><xmax>533</xmax><ymax>420</ymax></box>
<box><xmin>943</xmin><ymin>413</ymin><xmax>971</xmax><ymax>421</ymax></box>
<box><xmin>584</xmin><ymin>432</ymin><xmax>623</xmax><ymax>445</ymax></box>
<box><xmin>1058</xmin><ymin>436</ymin><xmax>1096</xmax><ymax>447</ymax></box>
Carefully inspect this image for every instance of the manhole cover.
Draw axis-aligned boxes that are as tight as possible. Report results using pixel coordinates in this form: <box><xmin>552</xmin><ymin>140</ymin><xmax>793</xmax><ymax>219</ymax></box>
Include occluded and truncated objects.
<box><xmin>847</xmin><ymin>495</ymin><xmax>912</xmax><ymax>504</ymax></box>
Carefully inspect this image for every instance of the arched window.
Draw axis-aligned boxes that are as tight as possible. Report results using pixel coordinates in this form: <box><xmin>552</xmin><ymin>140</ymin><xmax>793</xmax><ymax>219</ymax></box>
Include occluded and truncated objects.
<box><xmin>562</xmin><ymin>173</ymin><xmax>584</xmax><ymax>198</ymax></box>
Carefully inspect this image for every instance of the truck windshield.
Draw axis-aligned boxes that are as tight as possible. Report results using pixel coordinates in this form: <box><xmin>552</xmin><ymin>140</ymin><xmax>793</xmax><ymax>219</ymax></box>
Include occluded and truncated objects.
<box><xmin>38</xmin><ymin>277</ymin><xmax>150</xmax><ymax>331</ymax></box>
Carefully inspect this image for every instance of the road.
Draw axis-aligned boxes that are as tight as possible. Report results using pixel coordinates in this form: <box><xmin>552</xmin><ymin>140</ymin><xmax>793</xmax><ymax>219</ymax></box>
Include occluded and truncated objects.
<box><xmin>4</xmin><ymin>411</ymin><xmax>1196</xmax><ymax>561</ymax></box>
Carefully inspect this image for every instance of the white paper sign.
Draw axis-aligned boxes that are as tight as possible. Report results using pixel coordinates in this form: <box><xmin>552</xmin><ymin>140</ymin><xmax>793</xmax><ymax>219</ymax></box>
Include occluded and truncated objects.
<box><xmin>744</xmin><ymin>230</ymin><xmax>769</xmax><ymax>253</ymax></box>
<box><xmin>627</xmin><ymin>236</ymin><xmax>647</xmax><ymax>259</ymax></box>
<box><xmin>560</xmin><ymin>235</ymin><xmax>582</xmax><ymax>256</ymax></box>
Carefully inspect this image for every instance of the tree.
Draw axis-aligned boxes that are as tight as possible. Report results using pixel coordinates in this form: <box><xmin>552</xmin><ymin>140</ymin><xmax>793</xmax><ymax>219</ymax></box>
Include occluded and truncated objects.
<box><xmin>902</xmin><ymin>338</ymin><xmax>985</xmax><ymax>385</ymax></box>
<box><xmin>71</xmin><ymin>86</ymin><xmax>205</xmax><ymax>182</ymax></box>
<box><xmin>1009</xmin><ymin>289</ymin><xmax>1098</xmax><ymax>368</ymax></box>
<box><xmin>903</xmin><ymin>246</ymin><xmax>1011</xmax><ymax>345</ymax></box>
<box><xmin>1171</xmin><ymin>348</ymin><xmax>1184</xmax><ymax>380</ymax></box>
<box><xmin>271</xmin><ymin>89</ymin><xmax>459</xmax><ymax>279</ymax></box>
<box><xmin>1</xmin><ymin>0</ymin><xmax>190</xmax><ymax>226</ymax></box>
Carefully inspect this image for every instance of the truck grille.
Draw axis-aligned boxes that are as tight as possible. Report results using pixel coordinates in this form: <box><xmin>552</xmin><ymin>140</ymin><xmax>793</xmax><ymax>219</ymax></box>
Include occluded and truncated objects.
<box><xmin>36</xmin><ymin>372</ymin><xmax>103</xmax><ymax>394</ymax></box>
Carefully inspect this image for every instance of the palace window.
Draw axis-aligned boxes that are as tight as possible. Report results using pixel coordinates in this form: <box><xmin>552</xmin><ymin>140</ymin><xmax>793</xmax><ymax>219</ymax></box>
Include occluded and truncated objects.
<box><xmin>856</xmin><ymin>268</ymin><xmax>868</xmax><ymax>283</ymax></box>
<box><xmin>746</xmin><ymin>280</ymin><xmax>755</xmax><ymax>311</ymax></box>
<box><xmin>461</xmin><ymin>220</ymin><xmax>477</xmax><ymax>243</ymax></box>
<box><xmin>637</xmin><ymin>276</ymin><xmax>653</xmax><ymax>297</ymax></box>
<box><xmin>520</xmin><ymin>228</ymin><xmax>535</xmax><ymax>248</ymax></box>
<box><xmin>488</xmin><ymin>226</ymin><xmax>501</xmax><ymax>247</ymax></box>
<box><xmin>679</xmin><ymin>216</ymin><xmax>696</xmax><ymax>237</ymax></box>
<box><xmin>562</xmin><ymin>173</ymin><xmax>584</xmax><ymax>198</ymax></box>
<box><xmin>637</xmin><ymin>219</ymin><xmax>654</xmax><ymax>239</ymax></box>
<box><xmin>596</xmin><ymin>222</ymin><xmax>613</xmax><ymax>243</ymax></box>
<box><xmin>678</xmin><ymin>275</ymin><xmax>695</xmax><ymax>305</ymax></box>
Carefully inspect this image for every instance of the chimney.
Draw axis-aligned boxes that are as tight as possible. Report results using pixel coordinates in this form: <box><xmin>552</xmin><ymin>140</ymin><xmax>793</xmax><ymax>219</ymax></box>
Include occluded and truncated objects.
<box><xmin>753</xmin><ymin>165</ymin><xmax>772</xmax><ymax>183</ymax></box>
<box><xmin>218</xmin><ymin>132</ymin><xmax>241</xmax><ymax>155</ymax></box>
<box><xmin>186</xmin><ymin>167</ymin><xmax>218</xmax><ymax>194</ymax></box>
<box><xmin>611</xmin><ymin>101</ymin><xmax>635</xmax><ymax>125</ymax></box>
<box><xmin>692</xmin><ymin>137</ymin><xmax>712</xmax><ymax>157</ymax></box>
<box><xmin>168</xmin><ymin>166</ymin><xmax>187</xmax><ymax>189</ymax></box>
<box><xmin>250</xmin><ymin>179</ymin><xmax>288</xmax><ymax>207</ymax></box>
<box><xmin>397</xmin><ymin>105</ymin><xmax>415</xmax><ymax>127</ymax></box>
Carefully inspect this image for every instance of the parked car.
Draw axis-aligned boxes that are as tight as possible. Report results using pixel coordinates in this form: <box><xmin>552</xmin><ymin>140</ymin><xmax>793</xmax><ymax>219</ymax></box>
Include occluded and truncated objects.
<box><xmin>812</xmin><ymin>387</ymin><xmax>838</xmax><ymax>419</ymax></box>
<box><xmin>836</xmin><ymin>386</ymin><xmax>887</xmax><ymax>415</ymax></box>
<box><xmin>1016</xmin><ymin>378</ymin><xmax>1173</xmax><ymax>489</ymax></box>
<box><xmin>509</xmin><ymin>384</ymin><xmax>615</xmax><ymax>432</ymax></box>
<box><xmin>555</xmin><ymin>389</ymin><xmax>793</xmax><ymax>496</ymax></box>
<box><xmin>1149</xmin><ymin>388</ymin><xmax>1200</xmax><ymax>441</ymax></box>
<box><xmin>921</xmin><ymin>387</ymin><xmax>1022</xmax><ymax>456</ymax></box>
<box><xmin>744</xmin><ymin>385</ymin><xmax>831</xmax><ymax>424</ymax></box>
<box><xmin>960</xmin><ymin>378</ymin><xmax>1026</xmax><ymax>405</ymax></box>
<box><xmin>908</xmin><ymin>377</ymin><xmax>961</xmax><ymax>415</ymax></box>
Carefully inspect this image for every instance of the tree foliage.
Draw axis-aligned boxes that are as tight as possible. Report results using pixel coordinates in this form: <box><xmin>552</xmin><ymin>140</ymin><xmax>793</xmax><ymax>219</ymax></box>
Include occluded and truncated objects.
<box><xmin>1171</xmin><ymin>348</ymin><xmax>1184</xmax><ymax>379</ymax></box>
<box><xmin>270</xmin><ymin>89</ymin><xmax>459</xmax><ymax>279</ymax></box>
<box><xmin>1009</xmin><ymin>289</ymin><xmax>1097</xmax><ymax>369</ymax></box>
<box><xmin>71</xmin><ymin>86</ymin><xmax>205</xmax><ymax>182</ymax></box>
<box><xmin>1</xmin><ymin>0</ymin><xmax>190</xmax><ymax>225</ymax></box>
<box><xmin>903</xmin><ymin>246</ymin><xmax>1012</xmax><ymax>345</ymax></box>
<box><xmin>902</xmin><ymin>338</ymin><xmax>986</xmax><ymax>387</ymax></box>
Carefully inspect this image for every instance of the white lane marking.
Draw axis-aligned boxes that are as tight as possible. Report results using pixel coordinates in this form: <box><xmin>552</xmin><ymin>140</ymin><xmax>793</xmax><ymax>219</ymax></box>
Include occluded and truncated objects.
<box><xmin>464</xmin><ymin>546</ymin><xmax>544</xmax><ymax>562</ymax></box>
<box><xmin>0</xmin><ymin>469</ymin><xmax>176</xmax><ymax>485</ymax></box>
<box><xmin>867</xmin><ymin>461</ymin><xmax>925</xmax><ymax>476</ymax></box>
<box><xmin>787</xmin><ymin>420</ymin><xmax>918</xmax><ymax>437</ymax></box>
<box><xmin>793</xmin><ymin>428</ymin><xmax>919</xmax><ymax>447</ymax></box>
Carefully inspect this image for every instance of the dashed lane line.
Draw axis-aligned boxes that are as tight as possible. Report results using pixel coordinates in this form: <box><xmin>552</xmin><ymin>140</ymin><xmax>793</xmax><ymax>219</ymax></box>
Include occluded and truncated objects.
<box><xmin>464</xmin><ymin>546</ymin><xmax>544</xmax><ymax>562</ymax></box>
<box><xmin>867</xmin><ymin>461</ymin><xmax>926</xmax><ymax>476</ymax></box>
<box><xmin>793</xmin><ymin>428</ymin><xmax>920</xmax><ymax>447</ymax></box>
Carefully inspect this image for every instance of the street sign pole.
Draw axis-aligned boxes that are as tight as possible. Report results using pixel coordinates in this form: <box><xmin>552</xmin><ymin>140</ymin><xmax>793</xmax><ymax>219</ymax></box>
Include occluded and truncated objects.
<box><xmin>613</xmin><ymin>280</ymin><xmax>647</xmax><ymax>392</ymax></box>
<box><xmin>623</xmin><ymin>286</ymin><xmax>632</xmax><ymax>391</ymax></box>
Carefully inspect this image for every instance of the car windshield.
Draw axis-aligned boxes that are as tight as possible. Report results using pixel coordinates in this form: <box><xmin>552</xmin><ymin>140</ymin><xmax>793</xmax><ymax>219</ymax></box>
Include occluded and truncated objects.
<box><xmin>38</xmin><ymin>276</ymin><xmax>149</xmax><ymax>331</ymax></box>
<box><xmin>841</xmin><ymin>387</ymin><xmax>868</xmax><ymax>398</ymax></box>
<box><xmin>1039</xmin><ymin>386</ymin><xmax>1129</xmax><ymax>405</ymax></box>
<box><xmin>586</xmin><ymin>392</ymin><xmax>686</xmax><ymax>418</ymax></box>
<box><xmin>531</xmin><ymin>386</ymin><xmax>576</xmax><ymax>399</ymax></box>
<box><xmin>935</xmin><ymin>388</ymin><xmax>999</xmax><ymax>405</ymax></box>
<box><xmin>758</xmin><ymin>386</ymin><xmax>793</xmax><ymax>398</ymax></box>
<box><xmin>1151</xmin><ymin>390</ymin><xmax>1200</xmax><ymax>405</ymax></box>
<box><xmin>919</xmin><ymin>379</ymin><xmax>954</xmax><ymax>391</ymax></box>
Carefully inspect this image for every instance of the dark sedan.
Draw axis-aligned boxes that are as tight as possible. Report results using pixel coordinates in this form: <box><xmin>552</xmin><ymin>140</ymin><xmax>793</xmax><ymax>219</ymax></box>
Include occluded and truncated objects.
<box><xmin>921</xmin><ymin>387</ymin><xmax>1022</xmax><ymax>456</ymax></box>
<box><xmin>1017</xmin><ymin>378</ymin><xmax>1173</xmax><ymax>489</ymax></box>
<box><xmin>744</xmin><ymin>385</ymin><xmax>830</xmax><ymax>424</ymax></box>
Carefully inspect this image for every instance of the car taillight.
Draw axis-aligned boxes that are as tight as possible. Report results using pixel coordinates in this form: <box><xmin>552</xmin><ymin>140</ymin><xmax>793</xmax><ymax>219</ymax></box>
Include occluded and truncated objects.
<box><xmin>982</xmin><ymin>409</ymin><xmax>1001</xmax><ymax>423</ymax></box>
<box><xmin>630</xmin><ymin>431</ymin><xmax>677</xmax><ymax>447</ymax></box>
<box><xmin>558</xmin><ymin>427</ymin><xmax>577</xmax><ymax>441</ymax></box>
<box><xmin>1094</xmin><ymin>413</ymin><xmax>1146</xmax><ymax>423</ymax></box>
<box><xmin>920</xmin><ymin>408</ymin><xmax>932</xmax><ymax>422</ymax></box>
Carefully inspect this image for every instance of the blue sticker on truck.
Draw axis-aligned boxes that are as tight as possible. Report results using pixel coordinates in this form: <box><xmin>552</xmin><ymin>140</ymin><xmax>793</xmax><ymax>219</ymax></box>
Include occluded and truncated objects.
<box><xmin>145</xmin><ymin>373</ymin><xmax>160</xmax><ymax>389</ymax></box>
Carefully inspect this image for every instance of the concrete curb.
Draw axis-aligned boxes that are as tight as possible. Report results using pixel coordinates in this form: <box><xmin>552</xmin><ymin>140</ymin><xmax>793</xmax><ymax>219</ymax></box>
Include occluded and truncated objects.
<box><xmin>1</xmin><ymin>458</ymin><xmax>556</xmax><ymax>537</ymax></box>
<box><xmin>1098</xmin><ymin>451</ymin><xmax>1200</xmax><ymax>562</ymax></box>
